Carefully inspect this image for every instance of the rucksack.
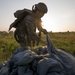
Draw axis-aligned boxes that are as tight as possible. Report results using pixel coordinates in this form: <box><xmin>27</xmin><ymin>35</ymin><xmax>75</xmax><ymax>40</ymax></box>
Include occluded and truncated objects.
<box><xmin>9</xmin><ymin>9</ymin><xmax>33</xmax><ymax>31</ymax></box>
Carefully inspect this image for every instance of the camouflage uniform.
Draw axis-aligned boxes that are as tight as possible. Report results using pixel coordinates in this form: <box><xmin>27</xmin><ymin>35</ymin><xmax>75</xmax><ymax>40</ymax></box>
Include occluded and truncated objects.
<box><xmin>9</xmin><ymin>9</ymin><xmax>47</xmax><ymax>47</ymax></box>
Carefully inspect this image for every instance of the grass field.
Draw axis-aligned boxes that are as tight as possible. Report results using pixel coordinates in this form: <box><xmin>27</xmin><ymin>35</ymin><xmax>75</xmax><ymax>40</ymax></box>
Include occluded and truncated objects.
<box><xmin>0</xmin><ymin>32</ymin><xmax>75</xmax><ymax>62</ymax></box>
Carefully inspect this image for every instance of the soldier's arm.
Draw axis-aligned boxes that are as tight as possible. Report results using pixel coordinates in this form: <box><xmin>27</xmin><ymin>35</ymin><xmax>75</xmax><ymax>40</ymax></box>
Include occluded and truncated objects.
<box><xmin>37</xmin><ymin>20</ymin><xmax>48</xmax><ymax>34</ymax></box>
<box><xmin>24</xmin><ymin>16</ymin><xmax>47</xmax><ymax>44</ymax></box>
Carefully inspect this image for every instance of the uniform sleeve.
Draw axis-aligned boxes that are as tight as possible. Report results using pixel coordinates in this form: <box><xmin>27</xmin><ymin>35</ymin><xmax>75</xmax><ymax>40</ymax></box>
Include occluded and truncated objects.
<box><xmin>37</xmin><ymin>20</ymin><xmax>48</xmax><ymax>34</ymax></box>
<box><xmin>37</xmin><ymin>20</ymin><xmax>43</xmax><ymax>31</ymax></box>
<box><xmin>24</xmin><ymin>15</ymin><xmax>42</xmax><ymax>43</ymax></box>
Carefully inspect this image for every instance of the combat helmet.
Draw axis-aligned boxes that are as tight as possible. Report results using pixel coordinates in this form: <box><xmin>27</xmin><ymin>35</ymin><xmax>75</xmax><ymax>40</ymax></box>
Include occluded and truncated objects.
<box><xmin>32</xmin><ymin>2</ymin><xmax>48</xmax><ymax>13</ymax></box>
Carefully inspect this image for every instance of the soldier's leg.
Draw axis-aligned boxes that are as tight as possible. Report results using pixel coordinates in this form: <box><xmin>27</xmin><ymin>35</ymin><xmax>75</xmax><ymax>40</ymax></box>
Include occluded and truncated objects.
<box><xmin>14</xmin><ymin>29</ymin><xmax>27</xmax><ymax>46</ymax></box>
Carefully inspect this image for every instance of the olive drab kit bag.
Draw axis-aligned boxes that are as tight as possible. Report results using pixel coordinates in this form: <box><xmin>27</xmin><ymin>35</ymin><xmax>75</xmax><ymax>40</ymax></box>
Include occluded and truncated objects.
<box><xmin>9</xmin><ymin>9</ymin><xmax>33</xmax><ymax>31</ymax></box>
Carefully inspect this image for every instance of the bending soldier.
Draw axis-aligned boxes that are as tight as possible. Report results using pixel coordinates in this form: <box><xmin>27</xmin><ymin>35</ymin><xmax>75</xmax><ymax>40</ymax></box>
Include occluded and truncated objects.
<box><xmin>9</xmin><ymin>2</ymin><xmax>48</xmax><ymax>47</ymax></box>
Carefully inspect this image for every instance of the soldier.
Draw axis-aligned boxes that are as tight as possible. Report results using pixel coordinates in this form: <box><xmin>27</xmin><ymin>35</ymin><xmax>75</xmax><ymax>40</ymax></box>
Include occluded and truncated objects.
<box><xmin>9</xmin><ymin>2</ymin><xmax>48</xmax><ymax>47</ymax></box>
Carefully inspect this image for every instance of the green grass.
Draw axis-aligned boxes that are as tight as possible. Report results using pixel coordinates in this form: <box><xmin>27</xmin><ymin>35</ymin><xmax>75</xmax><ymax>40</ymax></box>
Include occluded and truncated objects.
<box><xmin>48</xmin><ymin>32</ymin><xmax>75</xmax><ymax>54</ymax></box>
<box><xmin>0</xmin><ymin>32</ymin><xmax>75</xmax><ymax>62</ymax></box>
<box><xmin>0</xmin><ymin>33</ymin><xmax>19</xmax><ymax>61</ymax></box>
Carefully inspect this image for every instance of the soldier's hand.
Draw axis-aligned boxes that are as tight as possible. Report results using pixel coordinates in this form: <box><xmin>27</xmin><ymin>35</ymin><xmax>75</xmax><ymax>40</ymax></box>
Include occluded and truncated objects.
<box><xmin>8</xmin><ymin>23</ymin><xmax>14</xmax><ymax>31</ymax></box>
<box><xmin>41</xmin><ymin>40</ymin><xmax>47</xmax><ymax>45</ymax></box>
<box><xmin>43</xmin><ymin>29</ymin><xmax>48</xmax><ymax>34</ymax></box>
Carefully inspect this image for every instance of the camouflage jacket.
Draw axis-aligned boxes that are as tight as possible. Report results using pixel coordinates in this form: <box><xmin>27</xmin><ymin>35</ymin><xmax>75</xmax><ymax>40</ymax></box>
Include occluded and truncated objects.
<box><xmin>9</xmin><ymin>9</ymin><xmax>46</xmax><ymax>46</ymax></box>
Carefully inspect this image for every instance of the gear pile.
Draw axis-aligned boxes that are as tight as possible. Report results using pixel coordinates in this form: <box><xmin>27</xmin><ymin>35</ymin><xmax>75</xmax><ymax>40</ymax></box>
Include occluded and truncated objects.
<box><xmin>0</xmin><ymin>35</ymin><xmax>75</xmax><ymax>75</ymax></box>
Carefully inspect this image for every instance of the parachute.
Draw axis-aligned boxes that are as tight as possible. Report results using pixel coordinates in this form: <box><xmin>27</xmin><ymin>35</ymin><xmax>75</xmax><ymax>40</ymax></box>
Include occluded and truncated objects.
<box><xmin>0</xmin><ymin>34</ymin><xmax>75</xmax><ymax>75</ymax></box>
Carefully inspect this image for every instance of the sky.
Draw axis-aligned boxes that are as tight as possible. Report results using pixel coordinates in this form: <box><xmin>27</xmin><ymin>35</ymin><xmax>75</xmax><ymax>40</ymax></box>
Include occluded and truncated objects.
<box><xmin>0</xmin><ymin>0</ymin><xmax>75</xmax><ymax>32</ymax></box>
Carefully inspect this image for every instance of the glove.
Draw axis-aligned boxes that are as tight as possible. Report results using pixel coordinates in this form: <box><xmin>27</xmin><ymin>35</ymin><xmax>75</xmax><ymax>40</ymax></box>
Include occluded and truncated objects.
<box><xmin>43</xmin><ymin>29</ymin><xmax>48</xmax><ymax>34</ymax></box>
